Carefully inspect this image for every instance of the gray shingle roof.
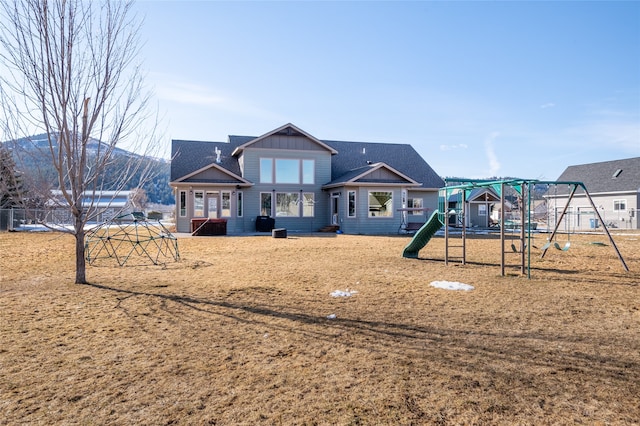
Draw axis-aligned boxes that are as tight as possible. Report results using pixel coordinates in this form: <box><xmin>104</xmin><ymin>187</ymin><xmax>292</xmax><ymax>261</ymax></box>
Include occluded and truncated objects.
<box><xmin>171</xmin><ymin>139</ymin><xmax>244</xmax><ymax>182</ymax></box>
<box><xmin>171</xmin><ymin>131</ymin><xmax>444</xmax><ymax>189</ymax></box>
<box><xmin>556</xmin><ymin>157</ymin><xmax>640</xmax><ymax>194</ymax></box>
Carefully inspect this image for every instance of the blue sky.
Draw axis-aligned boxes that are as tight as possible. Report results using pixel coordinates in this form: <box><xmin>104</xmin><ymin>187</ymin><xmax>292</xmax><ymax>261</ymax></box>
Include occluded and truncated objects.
<box><xmin>135</xmin><ymin>0</ymin><xmax>640</xmax><ymax>180</ymax></box>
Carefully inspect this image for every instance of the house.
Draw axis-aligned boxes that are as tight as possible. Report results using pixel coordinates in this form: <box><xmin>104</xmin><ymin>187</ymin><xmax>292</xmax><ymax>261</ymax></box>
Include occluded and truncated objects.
<box><xmin>548</xmin><ymin>157</ymin><xmax>640</xmax><ymax>230</ymax></box>
<box><xmin>169</xmin><ymin>123</ymin><xmax>444</xmax><ymax>234</ymax></box>
<box><xmin>448</xmin><ymin>187</ymin><xmax>526</xmax><ymax>228</ymax></box>
<box><xmin>47</xmin><ymin>190</ymin><xmax>134</xmax><ymax>224</ymax></box>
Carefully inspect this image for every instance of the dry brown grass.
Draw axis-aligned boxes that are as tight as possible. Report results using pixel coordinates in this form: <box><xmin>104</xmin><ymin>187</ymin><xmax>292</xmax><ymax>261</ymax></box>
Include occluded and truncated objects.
<box><xmin>1</xmin><ymin>230</ymin><xmax>639</xmax><ymax>425</ymax></box>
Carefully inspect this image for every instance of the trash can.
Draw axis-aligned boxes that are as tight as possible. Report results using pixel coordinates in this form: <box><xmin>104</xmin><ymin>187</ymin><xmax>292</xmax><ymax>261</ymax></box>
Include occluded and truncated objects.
<box><xmin>589</xmin><ymin>218</ymin><xmax>599</xmax><ymax>229</ymax></box>
<box><xmin>256</xmin><ymin>216</ymin><xmax>275</xmax><ymax>232</ymax></box>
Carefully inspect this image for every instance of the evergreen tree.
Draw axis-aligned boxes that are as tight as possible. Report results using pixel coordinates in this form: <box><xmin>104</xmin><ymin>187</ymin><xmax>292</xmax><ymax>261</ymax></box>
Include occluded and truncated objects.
<box><xmin>0</xmin><ymin>144</ymin><xmax>23</xmax><ymax>208</ymax></box>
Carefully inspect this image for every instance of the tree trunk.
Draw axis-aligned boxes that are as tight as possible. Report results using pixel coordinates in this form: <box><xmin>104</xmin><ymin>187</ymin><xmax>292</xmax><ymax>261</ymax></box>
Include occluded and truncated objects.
<box><xmin>74</xmin><ymin>218</ymin><xmax>87</xmax><ymax>284</ymax></box>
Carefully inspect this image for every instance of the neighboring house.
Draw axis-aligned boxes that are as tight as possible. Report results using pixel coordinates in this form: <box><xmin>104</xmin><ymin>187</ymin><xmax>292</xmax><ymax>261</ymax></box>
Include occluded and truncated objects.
<box><xmin>444</xmin><ymin>185</ymin><xmax>517</xmax><ymax>228</ymax></box>
<box><xmin>47</xmin><ymin>190</ymin><xmax>133</xmax><ymax>224</ymax></box>
<box><xmin>549</xmin><ymin>157</ymin><xmax>640</xmax><ymax>230</ymax></box>
<box><xmin>170</xmin><ymin>123</ymin><xmax>444</xmax><ymax>234</ymax></box>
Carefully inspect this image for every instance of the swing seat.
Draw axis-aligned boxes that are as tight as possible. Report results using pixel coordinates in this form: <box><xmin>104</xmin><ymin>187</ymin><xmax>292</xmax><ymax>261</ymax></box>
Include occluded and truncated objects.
<box><xmin>554</xmin><ymin>241</ymin><xmax>570</xmax><ymax>251</ymax></box>
<box><xmin>541</xmin><ymin>241</ymin><xmax>552</xmax><ymax>250</ymax></box>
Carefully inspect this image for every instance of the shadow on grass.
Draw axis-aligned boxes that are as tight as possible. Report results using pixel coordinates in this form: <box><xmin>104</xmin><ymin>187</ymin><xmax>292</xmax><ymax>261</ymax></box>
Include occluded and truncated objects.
<box><xmin>83</xmin><ymin>281</ymin><xmax>640</xmax><ymax>390</ymax></box>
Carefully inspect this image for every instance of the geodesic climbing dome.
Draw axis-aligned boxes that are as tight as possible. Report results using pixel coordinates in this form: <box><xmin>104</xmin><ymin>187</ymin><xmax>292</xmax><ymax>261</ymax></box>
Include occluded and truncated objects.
<box><xmin>85</xmin><ymin>212</ymin><xmax>180</xmax><ymax>266</ymax></box>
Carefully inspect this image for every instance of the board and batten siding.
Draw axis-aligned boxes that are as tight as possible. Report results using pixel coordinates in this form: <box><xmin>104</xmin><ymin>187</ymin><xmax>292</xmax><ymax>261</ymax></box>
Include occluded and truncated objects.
<box><xmin>250</xmin><ymin>134</ymin><xmax>328</xmax><ymax>152</ymax></box>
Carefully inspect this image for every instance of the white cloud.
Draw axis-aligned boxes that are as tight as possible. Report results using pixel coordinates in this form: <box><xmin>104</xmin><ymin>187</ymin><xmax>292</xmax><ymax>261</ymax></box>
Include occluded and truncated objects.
<box><xmin>484</xmin><ymin>131</ymin><xmax>501</xmax><ymax>176</ymax></box>
<box><xmin>439</xmin><ymin>143</ymin><xmax>468</xmax><ymax>151</ymax></box>
<box><xmin>540</xmin><ymin>102</ymin><xmax>555</xmax><ymax>109</ymax></box>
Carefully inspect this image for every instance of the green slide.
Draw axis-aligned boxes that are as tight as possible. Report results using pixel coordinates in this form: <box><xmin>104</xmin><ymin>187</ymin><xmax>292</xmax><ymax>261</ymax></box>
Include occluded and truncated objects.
<box><xmin>402</xmin><ymin>210</ymin><xmax>443</xmax><ymax>258</ymax></box>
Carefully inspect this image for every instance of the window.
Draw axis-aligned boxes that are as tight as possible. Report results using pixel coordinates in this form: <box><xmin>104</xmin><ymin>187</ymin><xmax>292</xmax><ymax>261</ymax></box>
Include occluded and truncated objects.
<box><xmin>260</xmin><ymin>193</ymin><xmax>272</xmax><ymax>216</ymax></box>
<box><xmin>276</xmin><ymin>192</ymin><xmax>300</xmax><ymax>217</ymax></box>
<box><xmin>478</xmin><ymin>204</ymin><xmax>487</xmax><ymax>216</ymax></box>
<box><xmin>237</xmin><ymin>191</ymin><xmax>243</xmax><ymax>217</ymax></box>
<box><xmin>348</xmin><ymin>191</ymin><xmax>356</xmax><ymax>217</ymax></box>
<box><xmin>260</xmin><ymin>158</ymin><xmax>273</xmax><ymax>183</ymax></box>
<box><xmin>221</xmin><ymin>191</ymin><xmax>231</xmax><ymax>217</ymax></box>
<box><xmin>368</xmin><ymin>191</ymin><xmax>393</xmax><ymax>217</ymax></box>
<box><xmin>194</xmin><ymin>191</ymin><xmax>204</xmax><ymax>217</ymax></box>
<box><xmin>276</xmin><ymin>159</ymin><xmax>299</xmax><ymax>184</ymax></box>
<box><xmin>614</xmin><ymin>199</ymin><xmax>627</xmax><ymax>211</ymax></box>
<box><xmin>260</xmin><ymin>158</ymin><xmax>315</xmax><ymax>184</ymax></box>
<box><xmin>179</xmin><ymin>191</ymin><xmax>187</xmax><ymax>217</ymax></box>
<box><xmin>303</xmin><ymin>193</ymin><xmax>314</xmax><ymax>217</ymax></box>
<box><xmin>408</xmin><ymin>198</ymin><xmax>423</xmax><ymax>215</ymax></box>
<box><xmin>302</xmin><ymin>160</ymin><xmax>315</xmax><ymax>184</ymax></box>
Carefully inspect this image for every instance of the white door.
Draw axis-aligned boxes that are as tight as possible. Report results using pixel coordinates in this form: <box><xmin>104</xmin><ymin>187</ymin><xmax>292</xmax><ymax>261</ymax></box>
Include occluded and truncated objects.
<box><xmin>331</xmin><ymin>195</ymin><xmax>339</xmax><ymax>225</ymax></box>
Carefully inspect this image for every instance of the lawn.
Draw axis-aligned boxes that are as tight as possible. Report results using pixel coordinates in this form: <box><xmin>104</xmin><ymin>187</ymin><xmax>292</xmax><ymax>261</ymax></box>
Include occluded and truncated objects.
<box><xmin>1</xmin><ymin>230</ymin><xmax>639</xmax><ymax>425</ymax></box>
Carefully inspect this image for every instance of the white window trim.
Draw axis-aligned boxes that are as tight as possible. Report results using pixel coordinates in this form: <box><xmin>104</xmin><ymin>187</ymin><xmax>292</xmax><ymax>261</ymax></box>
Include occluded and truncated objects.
<box><xmin>347</xmin><ymin>190</ymin><xmax>356</xmax><ymax>218</ymax></box>
<box><xmin>179</xmin><ymin>190</ymin><xmax>187</xmax><ymax>217</ymax></box>
<box><xmin>193</xmin><ymin>191</ymin><xmax>204</xmax><ymax>217</ymax></box>
<box><xmin>237</xmin><ymin>191</ymin><xmax>243</xmax><ymax>217</ymax></box>
<box><xmin>221</xmin><ymin>191</ymin><xmax>232</xmax><ymax>217</ymax></box>
<box><xmin>302</xmin><ymin>192</ymin><xmax>315</xmax><ymax>217</ymax></box>
<box><xmin>260</xmin><ymin>157</ymin><xmax>316</xmax><ymax>185</ymax></box>
<box><xmin>260</xmin><ymin>192</ymin><xmax>273</xmax><ymax>217</ymax></box>
<box><xmin>613</xmin><ymin>199</ymin><xmax>627</xmax><ymax>211</ymax></box>
<box><xmin>275</xmin><ymin>192</ymin><xmax>301</xmax><ymax>217</ymax></box>
<box><xmin>260</xmin><ymin>158</ymin><xmax>273</xmax><ymax>184</ymax></box>
<box><xmin>368</xmin><ymin>190</ymin><xmax>394</xmax><ymax>218</ymax></box>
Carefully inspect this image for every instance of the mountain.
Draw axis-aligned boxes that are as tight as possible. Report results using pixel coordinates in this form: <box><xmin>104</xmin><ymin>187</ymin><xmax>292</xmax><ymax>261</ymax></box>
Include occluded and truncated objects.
<box><xmin>2</xmin><ymin>134</ymin><xmax>174</xmax><ymax>205</ymax></box>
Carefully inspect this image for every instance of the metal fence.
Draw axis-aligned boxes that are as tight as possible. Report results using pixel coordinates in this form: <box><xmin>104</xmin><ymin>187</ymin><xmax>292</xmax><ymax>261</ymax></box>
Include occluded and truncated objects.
<box><xmin>0</xmin><ymin>208</ymin><xmax>50</xmax><ymax>230</ymax></box>
<box><xmin>0</xmin><ymin>208</ymin><xmax>125</xmax><ymax>231</ymax></box>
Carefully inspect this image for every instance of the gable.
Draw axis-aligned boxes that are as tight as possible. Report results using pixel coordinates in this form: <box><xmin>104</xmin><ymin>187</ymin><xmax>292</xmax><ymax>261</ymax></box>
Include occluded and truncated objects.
<box><xmin>180</xmin><ymin>164</ymin><xmax>244</xmax><ymax>184</ymax></box>
<box><xmin>324</xmin><ymin>162</ymin><xmax>419</xmax><ymax>188</ymax></box>
<box><xmin>250</xmin><ymin>134</ymin><xmax>329</xmax><ymax>151</ymax></box>
<box><xmin>467</xmin><ymin>188</ymin><xmax>500</xmax><ymax>202</ymax></box>
<box><xmin>355</xmin><ymin>165</ymin><xmax>411</xmax><ymax>183</ymax></box>
<box><xmin>231</xmin><ymin>123</ymin><xmax>338</xmax><ymax>156</ymax></box>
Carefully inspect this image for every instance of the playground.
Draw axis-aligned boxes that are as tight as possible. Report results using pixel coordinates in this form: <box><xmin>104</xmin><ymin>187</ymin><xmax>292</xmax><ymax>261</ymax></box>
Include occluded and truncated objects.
<box><xmin>1</xmin><ymin>231</ymin><xmax>639</xmax><ymax>424</ymax></box>
<box><xmin>402</xmin><ymin>179</ymin><xmax>630</xmax><ymax>277</ymax></box>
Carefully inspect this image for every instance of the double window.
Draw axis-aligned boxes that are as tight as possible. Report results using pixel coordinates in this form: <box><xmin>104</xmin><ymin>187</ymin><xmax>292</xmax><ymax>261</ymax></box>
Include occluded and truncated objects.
<box><xmin>614</xmin><ymin>199</ymin><xmax>627</xmax><ymax>212</ymax></box>
<box><xmin>261</xmin><ymin>192</ymin><xmax>315</xmax><ymax>217</ymax></box>
<box><xmin>260</xmin><ymin>158</ymin><xmax>315</xmax><ymax>184</ymax></box>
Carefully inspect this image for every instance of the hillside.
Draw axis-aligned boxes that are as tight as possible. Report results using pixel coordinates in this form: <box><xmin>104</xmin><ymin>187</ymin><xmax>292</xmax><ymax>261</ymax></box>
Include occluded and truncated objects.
<box><xmin>2</xmin><ymin>134</ymin><xmax>174</xmax><ymax>205</ymax></box>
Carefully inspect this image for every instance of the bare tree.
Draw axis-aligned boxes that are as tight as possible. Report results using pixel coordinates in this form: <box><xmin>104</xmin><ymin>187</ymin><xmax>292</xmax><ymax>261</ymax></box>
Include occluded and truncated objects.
<box><xmin>129</xmin><ymin>187</ymin><xmax>148</xmax><ymax>211</ymax></box>
<box><xmin>0</xmin><ymin>0</ymin><xmax>160</xmax><ymax>284</ymax></box>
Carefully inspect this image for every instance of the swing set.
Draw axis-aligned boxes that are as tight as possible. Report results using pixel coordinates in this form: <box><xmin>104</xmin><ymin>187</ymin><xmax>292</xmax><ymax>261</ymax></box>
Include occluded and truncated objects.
<box><xmin>541</xmin><ymin>184</ymin><xmax>573</xmax><ymax>252</ymax></box>
<box><xmin>439</xmin><ymin>178</ymin><xmax>629</xmax><ymax>278</ymax></box>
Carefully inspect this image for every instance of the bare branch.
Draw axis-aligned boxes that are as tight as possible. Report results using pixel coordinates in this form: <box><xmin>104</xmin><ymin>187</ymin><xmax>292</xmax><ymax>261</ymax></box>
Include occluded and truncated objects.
<box><xmin>0</xmin><ymin>0</ymin><xmax>161</xmax><ymax>283</ymax></box>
